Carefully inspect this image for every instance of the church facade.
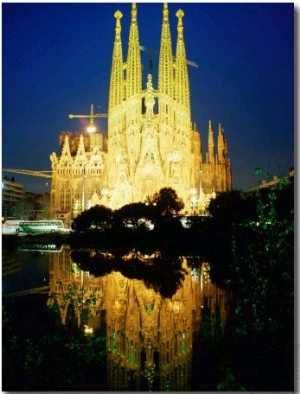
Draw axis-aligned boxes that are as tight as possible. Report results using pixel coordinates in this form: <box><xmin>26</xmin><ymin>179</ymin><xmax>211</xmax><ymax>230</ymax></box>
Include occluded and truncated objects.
<box><xmin>50</xmin><ymin>3</ymin><xmax>232</xmax><ymax>220</ymax></box>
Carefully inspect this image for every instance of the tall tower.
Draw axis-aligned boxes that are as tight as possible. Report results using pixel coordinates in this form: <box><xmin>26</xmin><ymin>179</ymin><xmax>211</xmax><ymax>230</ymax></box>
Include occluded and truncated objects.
<box><xmin>50</xmin><ymin>3</ymin><xmax>232</xmax><ymax>220</ymax></box>
<box><xmin>158</xmin><ymin>4</ymin><xmax>174</xmax><ymax>109</ymax></box>
<box><xmin>107</xmin><ymin>7</ymin><xmax>132</xmax><ymax>208</ymax></box>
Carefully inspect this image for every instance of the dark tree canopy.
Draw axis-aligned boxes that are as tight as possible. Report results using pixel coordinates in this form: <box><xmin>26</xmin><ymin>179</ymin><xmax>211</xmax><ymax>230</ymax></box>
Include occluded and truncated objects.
<box><xmin>69</xmin><ymin>188</ymin><xmax>189</xmax><ymax>297</ymax></box>
<box><xmin>206</xmin><ymin>190</ymin><xmax>256</xmax><ymax>223</ymax></box>
<box><xmin>114</xmin><ymin>202</ymin><xmax>153</xmax><ymax>229</ymax></box>
<box><xmin>151</xmin><ymin>187</ymin><xmax>184</xmax><ymax>217</ymax></box>
<box><xmin>71</xmin><ymin>205</ymin><xmax>113</xmax><ymax>233</ymax></box>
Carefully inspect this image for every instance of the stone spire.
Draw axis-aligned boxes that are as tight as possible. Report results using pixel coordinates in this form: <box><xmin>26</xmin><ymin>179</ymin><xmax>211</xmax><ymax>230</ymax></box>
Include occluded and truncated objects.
<box><xmin>126</xmin><ymin>3</ymin><xmax>142</xmax><ymax>99</ymax></box>
<box><xmin>109</xmin><ymin>10</ymin><xmax>124</xmax><ymax>111</ymax></box>
<box><xmin>208</xmin><ymin>120</ymin><xmax>215</xmax><ymax>164</ymax></box>
<box><xmin>158</xmin><ymin>3</ymin><xmax>174</xmax><ymax>98</ymax></box>
<box><xmin>174</xmin><ymin>9</ymin><xmax>190</xmax><ymax>111</ymax></box>
<box><xmin>217</xmin><ymin>123</ymin><xmax>225</xmax><ymax>164</ymax></box>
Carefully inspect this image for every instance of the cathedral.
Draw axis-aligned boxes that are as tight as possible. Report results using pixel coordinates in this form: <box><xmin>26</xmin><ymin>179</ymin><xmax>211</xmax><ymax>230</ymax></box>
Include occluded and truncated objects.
<box><xmin>50</xmin><ymin>3</ymin><xmax>232</xmax><ymax>221</ymax></box>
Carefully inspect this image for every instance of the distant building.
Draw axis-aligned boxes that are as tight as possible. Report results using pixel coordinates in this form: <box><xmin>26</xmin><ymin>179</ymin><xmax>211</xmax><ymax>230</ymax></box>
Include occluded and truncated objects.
<box><xmin>248</xmin><ymin>166</ymin><xmax>294</xmax><ymax>192</ymax></box>
<box><xmin>2</xmin><ymin>176</ymin><xmax>25</xmax><ymax>220</ymax></box>
<box><xmin>50</xmin><ymin>4</ymin><xmax>232</xmax><ymax>220</ymax></box>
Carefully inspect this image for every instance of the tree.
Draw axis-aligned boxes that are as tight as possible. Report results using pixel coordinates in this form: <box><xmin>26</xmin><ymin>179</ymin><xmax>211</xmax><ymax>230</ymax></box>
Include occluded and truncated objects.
<box><xmin>114</xmin><ymin>202</ymin><xmax>153</xmax><ymax>230</ymax></box>
<box><xmin>71</xmin><ymin>205</ymin><xmax>113</xmax><ymax>233</ymax></box>
<box><xmin>201</xmin><ymin>170</ymin><xmax>294</xmax><ymax>391</ymax></box>
<box><xmin>228</xmin><ymin>180</ymin><xmax>294</xmax><ymax>334</ymax></box>
<box><xmin>206</xmin><ymin>190</ymin><xmax>256</xmax><ymax>224</ymax></box>
<box><xmin>69</xmin><ymin>189</ymin><xmax>188</xmax><ymax>298</ymax></box>
<box><xmin>150</xmin><ymin>187</ymin><xmax>184</xmax><ymax>217</ymax></box>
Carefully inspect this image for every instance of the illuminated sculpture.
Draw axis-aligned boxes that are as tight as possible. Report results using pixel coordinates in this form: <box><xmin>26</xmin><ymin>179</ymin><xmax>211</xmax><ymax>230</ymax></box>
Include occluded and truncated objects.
<box><xmin>50</xmin><ymin>3</ymin><xmax>232</xmax><ymax>219</ymax></box>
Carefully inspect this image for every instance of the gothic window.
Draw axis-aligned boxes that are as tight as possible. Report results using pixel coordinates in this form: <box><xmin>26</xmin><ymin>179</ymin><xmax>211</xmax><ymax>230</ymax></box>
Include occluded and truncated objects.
<box><xmin>74</xmin><ymin>188</ymin><xmax>80</xmax><ymax>201</ymax></box>
<box><xmin>59</xmin><ymin>188</ymin><xmax>64</xmax><ymax>208</ymax></box>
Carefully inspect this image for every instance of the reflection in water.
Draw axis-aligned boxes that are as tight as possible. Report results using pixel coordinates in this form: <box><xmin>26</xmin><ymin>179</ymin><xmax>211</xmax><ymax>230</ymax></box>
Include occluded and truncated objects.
<box><xmin>47</xmin><ymin>245</ymin><xmax>228</xmax><ymax>391</ymax></box>
<box><xmin>18</xmin><ymin>243</ymin><xmax>63</xmax><ymax>252</ymax></box>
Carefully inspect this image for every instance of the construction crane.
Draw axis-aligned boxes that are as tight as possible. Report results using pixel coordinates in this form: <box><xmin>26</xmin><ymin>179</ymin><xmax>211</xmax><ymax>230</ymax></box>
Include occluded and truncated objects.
<box><xmin>2</xmin><ymin>169</ymin><xmax>52</xmax><ymax>179</ymax></box>
<box><xmin>3</xmin><ymin>286</ymin><xmax>50</xmax><ymax>298</ymax></box>
<box><xmin>139</xmin><ymin>45</ymin><xmax>198</xmax><ymax>71</ymax></box>
<box><xmin>69</xmin><ymin>104</ymin><xmax>108</xmax><ymax>132</ymax></box>
<box><xmin>3</xmin><ymin>105</ymin><xmax>108</xmax><ymax>180</ymax></box>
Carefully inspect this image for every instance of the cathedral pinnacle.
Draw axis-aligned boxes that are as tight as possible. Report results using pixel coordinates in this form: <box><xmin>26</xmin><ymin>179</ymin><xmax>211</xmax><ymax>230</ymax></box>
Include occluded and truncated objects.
<box><xmin>218</xmin><ymin>123</ymin><xmax>223</xmax><ymax>135</ymax></box>
<box><xmin>176</xmin><ymin>9</ymin><xmax>184</xmax><ymax>38</ymax></box>
<box><xmin>114</xmin><ymin>10</ymin><xmax>123</xmax><ymax>37</ymax></box>
<box><xmin>131</xmin><ymin>3</ymin><xmax>137</xmax><ymax>22</ymax></box>
<box><xmin>145</xmin><ymin>74</ymin><xmax>155</xmax><ymax>120</ymax></box>
<box><xmin>163</xmin><ymin>3</ymin><xmax>169</xmax><ymax>21</ymax></box>
<box><xmin>126</xmin><ymin>2</ymin><xmax>142</xmax><ymax>98</ymax></box>
<box><xmin>158</xmin><ymin>2</ymin><xmax>173</xmax><ymax>99</ymax></box>
<box><xmin>147</xmin><ymin>74</ymin><xmax>153</xmax><ymax>88</ymax></box>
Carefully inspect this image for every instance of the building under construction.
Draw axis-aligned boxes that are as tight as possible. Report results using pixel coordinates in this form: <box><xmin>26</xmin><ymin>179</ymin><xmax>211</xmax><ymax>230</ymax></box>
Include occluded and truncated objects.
<box><xmin>50</xmin><ymin>3</ymin><xmax>232</xmax><ymax>221</ymax></box>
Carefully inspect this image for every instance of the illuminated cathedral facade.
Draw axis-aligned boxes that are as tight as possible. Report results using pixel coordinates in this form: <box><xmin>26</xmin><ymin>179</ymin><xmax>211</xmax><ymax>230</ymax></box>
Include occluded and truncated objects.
<box><xmin>50</xmin><ymin>3</ymin><xmax>232</xmax><ymax>220</ymax></box>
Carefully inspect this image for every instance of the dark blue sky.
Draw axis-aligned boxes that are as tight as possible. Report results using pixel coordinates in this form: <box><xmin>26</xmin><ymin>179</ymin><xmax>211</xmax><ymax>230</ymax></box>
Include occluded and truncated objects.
<box><xmin>2</xmin><ymin>2</ymin><xmax>294</xmax><ymax>193</ymax></box>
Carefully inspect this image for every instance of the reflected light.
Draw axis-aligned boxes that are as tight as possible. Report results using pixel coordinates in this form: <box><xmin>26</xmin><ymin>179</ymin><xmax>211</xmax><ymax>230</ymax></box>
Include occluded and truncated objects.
<box><xmin>84</xmin><ymin>325</ymin><xmax>93</xmax><ymax>335</ymax></box>
<box><xmin>173</xmin><ymin>300</ymin><xmax>180</xmax><ymax>313</ymax></box>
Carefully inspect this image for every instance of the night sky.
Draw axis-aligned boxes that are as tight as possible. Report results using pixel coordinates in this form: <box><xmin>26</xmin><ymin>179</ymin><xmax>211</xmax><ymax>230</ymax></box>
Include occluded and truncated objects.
<box><xmin>2</xmin><ymin>2</ymin><xmax>294</xmax><ymax>194</ymax></box>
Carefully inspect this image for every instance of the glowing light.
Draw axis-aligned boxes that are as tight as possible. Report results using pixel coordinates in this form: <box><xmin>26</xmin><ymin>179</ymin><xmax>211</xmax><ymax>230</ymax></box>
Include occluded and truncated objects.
<box><xmin>87</xmin><ymin>126</ymin><xmax>96</xmax><ymax>133</ymax></box>
<box><xmin>173</xmin><ymin>300</ymin><xmax>180</xmax><ymax>313</ymax></box>
<box><xmin>84</xmin><ymin>325</ymin><xmax>93</xmax><ymax>335</ymax></box>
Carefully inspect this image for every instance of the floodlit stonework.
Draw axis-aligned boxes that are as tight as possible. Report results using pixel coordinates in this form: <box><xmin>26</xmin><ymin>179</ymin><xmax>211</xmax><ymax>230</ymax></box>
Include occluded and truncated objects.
<box><xmin>50</xmin><ymin>3</ymin><xmax>232</xmax><ymax>220</ymax></box>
